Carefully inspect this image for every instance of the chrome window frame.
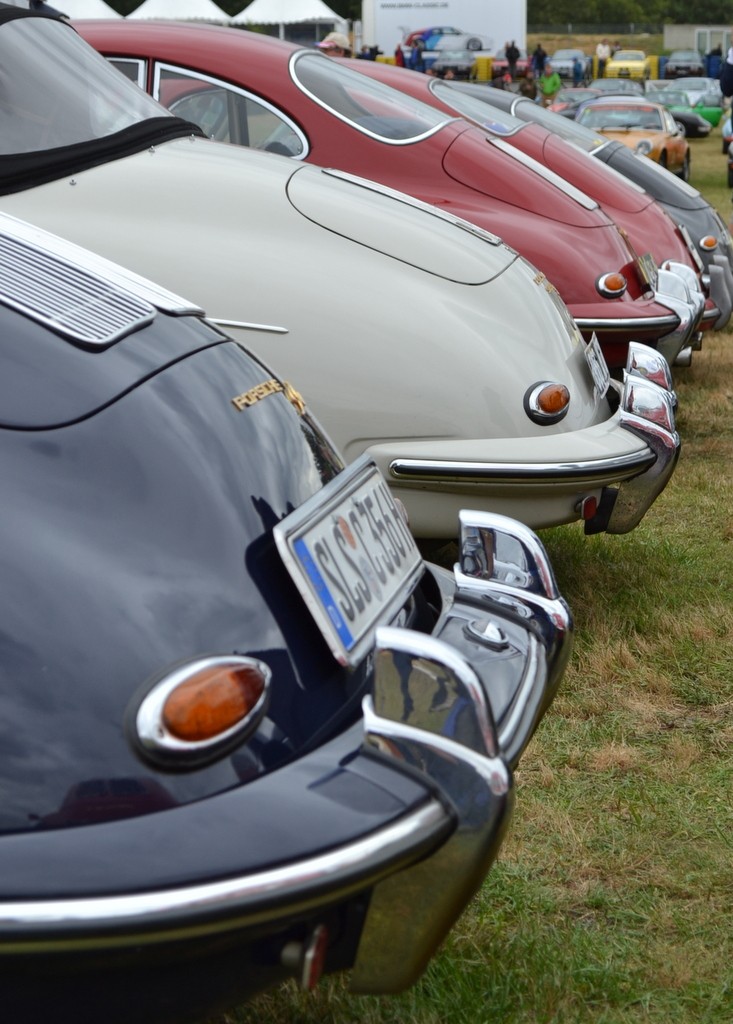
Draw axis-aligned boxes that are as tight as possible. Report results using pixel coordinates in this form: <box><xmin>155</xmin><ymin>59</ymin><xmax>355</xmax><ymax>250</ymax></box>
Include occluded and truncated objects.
<box><xmin>151</xmin><ymin>61</ymin><xmax>309</xmax><ymax>159</ymax></box>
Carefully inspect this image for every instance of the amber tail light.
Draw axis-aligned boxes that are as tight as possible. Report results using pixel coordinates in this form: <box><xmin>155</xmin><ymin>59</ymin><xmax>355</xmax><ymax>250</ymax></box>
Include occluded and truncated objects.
<box><xmin>128</xmin><ymin>655</ymin><xmax>271</xmax><ymax>769</ymax></box>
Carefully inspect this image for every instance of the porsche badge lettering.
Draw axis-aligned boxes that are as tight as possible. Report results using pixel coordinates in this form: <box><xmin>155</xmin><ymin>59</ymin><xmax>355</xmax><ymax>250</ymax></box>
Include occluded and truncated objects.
<box><xmin>534</xmin><ymin>270</ymin><xmax>559</xmax><ymax>297</ymax></box>
<box><xmin>232</xmin><ymin>379</ymin><xmax>305</xmax><ymax>415</ymax></box>
<box><xmin>283</xmin><ymin>381</ymin><xmax>307</xmax><ymax>415</ymax></box>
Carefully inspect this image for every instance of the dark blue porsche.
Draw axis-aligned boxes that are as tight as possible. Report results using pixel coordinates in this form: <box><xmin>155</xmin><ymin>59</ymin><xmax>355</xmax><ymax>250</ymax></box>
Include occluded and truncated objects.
<box><xmin>0</xmin><ymin>212</ymin><xmax>573</xmax><ymax>1024</ymax></box>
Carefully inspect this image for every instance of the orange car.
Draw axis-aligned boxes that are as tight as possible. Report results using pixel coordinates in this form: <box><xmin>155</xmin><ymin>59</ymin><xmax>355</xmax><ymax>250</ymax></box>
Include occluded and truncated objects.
<box><xmin>576</xmin><ymin>96</ymin><xmax>690</xmax><ymax>180</ymax></box>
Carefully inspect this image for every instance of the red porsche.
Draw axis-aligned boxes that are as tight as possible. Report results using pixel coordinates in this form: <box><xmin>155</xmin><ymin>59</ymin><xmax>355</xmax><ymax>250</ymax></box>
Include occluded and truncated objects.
<box><xmin>74</xmin><ymin>19</ymin><xmax>706</xmax><ymax>369</ymax></box>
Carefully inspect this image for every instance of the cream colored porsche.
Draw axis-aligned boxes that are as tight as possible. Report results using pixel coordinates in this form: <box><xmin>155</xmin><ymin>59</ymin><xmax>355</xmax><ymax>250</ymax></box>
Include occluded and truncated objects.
<box><xmin>0</xmin><ymin>7</ymin><xmax>679</xmax><ymax>538</ymax></box>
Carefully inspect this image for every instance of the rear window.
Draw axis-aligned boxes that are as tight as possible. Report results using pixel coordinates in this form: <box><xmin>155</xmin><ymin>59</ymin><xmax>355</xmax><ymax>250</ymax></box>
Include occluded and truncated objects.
<box><xmin>292</xmin><ymin>52</ymin><xmax>449</xmax><ymax>143</ymax></box>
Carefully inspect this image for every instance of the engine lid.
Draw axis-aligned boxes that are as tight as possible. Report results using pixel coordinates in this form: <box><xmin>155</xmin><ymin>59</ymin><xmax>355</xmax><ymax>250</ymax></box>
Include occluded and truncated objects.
<box><xmin>0</xmin><ymin>213</ymin><xmax>219</xmax><ymax>429</ymax></box>
<box><xmin>286</xmin><ymin>163</ymin><xmax>517</xmax><ymax>283</ymax></box>
<box><xmin>441</xmin><ymin>128</ymin><xmax>613</xmax><ymax>229</ymax></box>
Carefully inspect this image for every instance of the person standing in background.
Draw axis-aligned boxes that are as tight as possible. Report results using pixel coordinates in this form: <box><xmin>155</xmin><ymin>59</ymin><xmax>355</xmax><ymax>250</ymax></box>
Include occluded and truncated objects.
<box><xmin>573</xmin><ymin>55</ymin><xmax>585</xmax><ymax>86</ymax></box>
<box><xmin>316</xmin><ymin>32</ymin><xmax>352</xmax><ymax>57</ymax></box>
<box><xmin>410</xmin><ymin>36</ymin><xmax>426</xmax><ymax>72</ymax></box>
<box><xmin>505</xmin><ymin>40</ymin><xmax>520</xmax><ymax>81</ymax></box>
<box><xmin>720</xmin><ymin>31</ymin><xmax>733</xmax><ymax>96</ymax></box>
<box><xmin>532</xmin><ymin>42</ymin><xmax>547</xmax><ymax>75</ymax></box>
<box><xmin>539</xmin><ymin>62</ymin><xmax>562</xmax><ymax>106</ymax></box>
<box><xmin>595</xmin><ymin>38</ymin><xmax>611</xmax><ymax>77</ymax></box>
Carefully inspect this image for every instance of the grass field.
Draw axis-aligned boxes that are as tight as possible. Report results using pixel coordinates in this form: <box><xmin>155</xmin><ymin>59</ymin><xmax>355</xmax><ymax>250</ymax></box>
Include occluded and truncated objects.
<box><xmin>208</xmin><ymin>126</ymin><xmax>733</xmax><ymax>1024</ymax></box>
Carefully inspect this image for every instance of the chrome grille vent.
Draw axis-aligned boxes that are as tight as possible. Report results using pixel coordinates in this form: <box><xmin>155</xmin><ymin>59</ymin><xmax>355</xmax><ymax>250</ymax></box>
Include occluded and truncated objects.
<box><xmin>0</xmin><ymin>233</ymin><xmax>155</xmax><ymax>347</ymax></box>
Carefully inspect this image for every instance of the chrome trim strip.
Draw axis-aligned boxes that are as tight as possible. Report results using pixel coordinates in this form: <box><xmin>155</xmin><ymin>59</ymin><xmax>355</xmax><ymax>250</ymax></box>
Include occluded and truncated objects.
<box><xmin>388</xmin><ymin>451</ymin><xmax>654</xmax><ymax>485</ymax></box>
<box><xmin>488</xmin><ymin>137</ymin><xmax>598</xmax><ymax>209</ymax></box>
<box><xmin>134</xmin><ymin>655</ymin><xmax>271</xmax><ymax>761</ymax></box>
<box><xmin>0</xmin><ymin>802</ymin><xmax>449</xmax><ymax>952</ymax></box>
<box><xmin>0</xmin><ymin>232</ymin><xmax>156</xmax><ymax>347</ymax></box>
<box><xmin>290</xmin><ymin>50</ymin><xmax>452</xmax><ymax>147</ymax></box>
<box><xmin>709</xmin><ymin>258</ymin><xmax>733</xmax><ymax>328</ymax></box>
<box><xmin>574</xmin><ymin>314</ymin><xmax>680</xmax><ymax>332</ymax></box>
<box><xmin>652</xmin><ymin>267</ymin><xmax>701</xmax><ymax>364</ymax></box>
<box><xmin>372</xmin><ymin>626</ymin><xmax>499</xmax><ymax>758</ymax></box>
<box><xmin>607</xmin><ymin>367</ymin><xmax>681</xmax><ymax>534</ymax></box>
<box><xmin>211</xmin><ymin>318</ymin><xmax>289</xmax><ymax>334</ymax></box>
<box><xmin>363</xmin><ymin>699</ymin><xmax>505</xmax><ymax>789</ymax></box>
<box><xmin>451</xmin><ymin>511</ymin><xmax>572</xmax><ymax>765</ymax></box>
<box><xmin>152</xmin><ymin>61</ymin><xmax>310</xmax><ymax>160</ymax></box>
<box><xmin>455</xmin><ymin>509</ymin><xmax>561</xmax><ymax>599</ymax></box>
<box><xmin>320</xmin><ymin>168</ymin><xmax>503</xmax><ymax>246</ymax></box>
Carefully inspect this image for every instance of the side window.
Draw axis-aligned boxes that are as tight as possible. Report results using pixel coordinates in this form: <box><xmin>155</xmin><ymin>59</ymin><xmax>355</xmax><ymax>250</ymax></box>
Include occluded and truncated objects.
<box><xmin>155</xmin><ymin>65</ymin><xmax>306</xmax><ymax>156</ymax></box>
<box><xmin>108</xmin><ymin>57</ymin><xmax>146</xmax><ymax>89</ymax></box>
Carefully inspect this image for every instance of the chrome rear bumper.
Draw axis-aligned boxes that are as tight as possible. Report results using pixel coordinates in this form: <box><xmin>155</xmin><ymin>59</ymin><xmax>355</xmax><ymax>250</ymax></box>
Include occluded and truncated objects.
<box><xmin>0</xmin><ymin>513</ymin><xmax>571</xmax><ymax>1000</ymax></box>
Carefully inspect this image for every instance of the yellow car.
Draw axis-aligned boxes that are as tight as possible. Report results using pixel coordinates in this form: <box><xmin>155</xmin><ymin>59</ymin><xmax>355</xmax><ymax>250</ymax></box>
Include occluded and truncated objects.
<box><xmin>576</xmin><ymin>97</ymin><xmax>690</xmax><ymax>180</ymax></box>
<box><xmin>604</xmin><ymin>49</ymin><xmax>652</xmax><ymax>80</ymax></box>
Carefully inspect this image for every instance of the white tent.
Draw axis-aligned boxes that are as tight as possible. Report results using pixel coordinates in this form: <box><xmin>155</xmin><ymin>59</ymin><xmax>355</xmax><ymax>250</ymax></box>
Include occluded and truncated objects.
<box><xmin>64</xmin><ymin>0</ymin><xmax>122</xmax><ymax>16</ymax></box>
<box><xmin>128</xmin><ymin>0</ymin><xmax>228</xmax><ymax>20</ymax></box>
<box><xmin>231</xmin><ymin>0</ymin><xmax>343</xmax><ymax>40</ymax></box>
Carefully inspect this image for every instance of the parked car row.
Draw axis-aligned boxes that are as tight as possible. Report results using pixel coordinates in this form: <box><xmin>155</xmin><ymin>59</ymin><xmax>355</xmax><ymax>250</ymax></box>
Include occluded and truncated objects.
<box><xmin>400</xmin><ymin>28</ymin><xmax>712</xmax><ymax>87</ymax></box>
<box><xmin>0</xmin><ymin>6</ymin><xmax>716</xmax><ymax>1022</ymax></box>
<box><xmin>74</xmin><ymin>20</ymin><xmax>730</xmax><ymax>372</ymax></box>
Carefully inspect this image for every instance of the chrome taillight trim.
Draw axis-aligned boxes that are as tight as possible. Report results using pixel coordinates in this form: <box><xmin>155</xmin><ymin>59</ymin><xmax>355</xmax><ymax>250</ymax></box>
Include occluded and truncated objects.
<box><xmin>132</xmin><ymin>654</ymin><xmax>272</xmax><ymax>765</ymax></box>
<box><xmin>596</xmin><ymin>272</ymin><xmax>627</xmax><ymax>298</ymax></box>
<box><xmin>523</xmin><ymin>381</ymin><xmax>570</xmax><ymax>425</ymax></box>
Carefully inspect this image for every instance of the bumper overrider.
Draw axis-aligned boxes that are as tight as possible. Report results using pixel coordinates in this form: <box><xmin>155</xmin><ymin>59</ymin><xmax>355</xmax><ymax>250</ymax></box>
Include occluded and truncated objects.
<box><xmin>574</xmin><ymin>264</ymin><xmax>706</xmax><ymax>367</ymax></box>
<box><xmin>0</xmin><ymin>516</ymin><xmax>570</xmax><ymax>1012</ymax></box>
<box><xmin>700</xmin><ymin>254</ymin><xmax>733</xmax><ymax>332</ymax></box>
<box><xmin>386</xmin><ymin>343</ymin><xmax>680</xmax><ymax>537</ymax></box>
<box><xmin>595</xmin><ymin>343</ymin><xmax>679</xmax><ymax>534</ymax></box>
<box><xmin>685</xmin><ymin>211</ymin><xmax>733</xmax><ymax>331</ymax></box>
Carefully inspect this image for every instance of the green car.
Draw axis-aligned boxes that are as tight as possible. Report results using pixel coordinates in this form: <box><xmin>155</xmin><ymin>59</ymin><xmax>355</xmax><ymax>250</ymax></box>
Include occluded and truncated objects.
<box><xmin>646</xmin><ymin>86</ymin><xmax>723</xmax><ymax>129</ymax></box>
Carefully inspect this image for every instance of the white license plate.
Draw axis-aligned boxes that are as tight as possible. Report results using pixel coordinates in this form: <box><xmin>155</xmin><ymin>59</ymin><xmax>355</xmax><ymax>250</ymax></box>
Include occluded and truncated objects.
<box><xmin>637</xmin><ymin>251</ymin><xmax>659</xmax><ymax>290</ymax></box>
<box><xmin>274</xmin><ymin>456</ymin><xmax>424</xmax><ymax>666</ymax></box>
<box><xmin>677</xmin><ymin>224</ymin><xmax>704</xmax><ymax>272</ymax></box>
<box><xmin>585</xmin><ymin>332</ymin><xmax>610</xmax><ymax>398</ymax></box>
